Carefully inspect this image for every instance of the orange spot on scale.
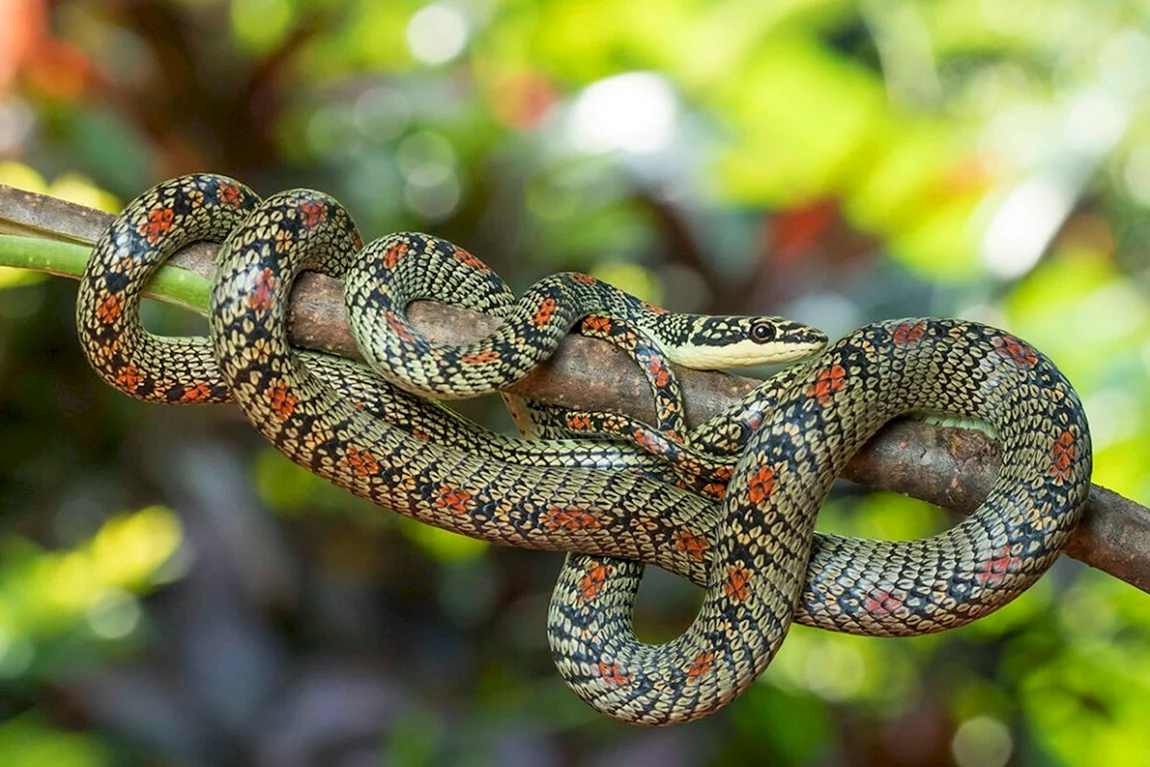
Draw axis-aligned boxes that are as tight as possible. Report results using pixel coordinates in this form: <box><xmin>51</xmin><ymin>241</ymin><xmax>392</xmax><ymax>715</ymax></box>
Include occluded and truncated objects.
<box><xmin>95</xmin><ymin>293</ymin><xmax>121</xmax><ymax>324</ymax></box>
<box><xmin>701</xmin><ymin>482</ymin><xmax>726</xmax><ymax>500</ymax></box>
<box><xmin>569</xmin><ymin>272</ymin><xmax>596</xmax><ymax>285</ymax></box>
<box><xmin>747</xmin><ymin>464</ymin><xmax>776</xmax><ymax>503</ymax></box>
<box><xmin>891</xmin><ymin>320</ymin><xmax>927</xmax><ymax>346</ymax></box>
<box><xmin>461</xmin><ymin>349</ymin><xmax>500</xmax><ymax>365</ymax></box>
<box><xmin>140</xmin><ymin>206</ymin><xmax>174</xmax><ymax>243</ymax></box>
<box><xmin>565</xmin><ymin>414</ymin><xmax>592</xmax><ymax>432</ymax></box>
<box><xmin>453</xmin><ymin>247</ymin><xmax>490</xmax><ymax>274</ymax></box>
<box><xmin>299</xmin><ymin>200</ymin><xmax>328</xmax><ymax>229</ymax></box>
<box><xmin>179</xmin><ymin>382</ymin><xmax>213</xmax><ymax>403</ymax></box>
<box><xmin>382</xmin><ymin>242</ymin><xmax>408</xmax><ymax>269</ymax></box>
<box><xmin>247</xmin><ymin>267</ymin><xmax>276</xmax><ymax>312</ymax></box>
<box><xmin>274</xmin><ymin>228</ymin><xmax>293</xmax><ymax>254</ymax></box>
<box><xmin>384</xmin><ymin>311</ymin><xmax>415</xmax><ymax>342</ymax></box>
<box><xmin>541</xmin><ymin>507</ymin><xmax>600</xmax><ymax>531</ymax></box>
<box><xmin>632</xmin><ymin>429</ymin><xmax>664</xmax><ymax>454</ymax></box>
<box><xmin>863</xmin><ymin>590</ymin><xmax>903</xmax><ymax>617</ymax></box>
<box><xmin>578</xmin><ymin>563</ymin><xmax>610</xmax><ymax>602</ymax></box>
<box><xmin>532</xmin><ymin>297</ymin><xmax>558</xmax><ymax>328</ymax></box>
<box><xmin>581</xmin><ymin>315</ymin><xmax>612</xmax><ymax>335</ymax></box>
<box><xmin>646</xmin><ymin>356</ymin><xmax>671</xmax><ymax>389</ymax></box>
<box><xmin>686</xmin><ymin>651</ymin><xmax>715</xmax><ymax>680</ymax></box>
<box><xmin>340</xmin><ymin>445</ymin><xmax>380</xmax><ymax>477</ymax></box>
<box><xmin>992</xmin><ymin>335</ymin><xmax>1038</xmax><ymax>368</ymax></box>
<box><xmin>218</xmin><ymin>182</ymin><xmax>245</xmax><ymax>209</ymax></box>
<box><xmin>672</xmin><ymin>529</ymin><xmax>709</xmax><ymax>563</ymax></box>
<box><xmin>266</xmin><ymin>383</ymin><xmax>297</xmax><ymax>420</ymax></box>
<box><xmin>1049</xmin><ymin>430</ymin><xmax>1077</xmax><ymax>485</ymax></box>
<box><xmin>724</xmin><ymin>565</ymin><xmax>752</xmax><ymax>602</ymax></box>
<box><xmin>597</xmin><ymin>661</ymin><xmax>630</xmax><ymax>687</ymax></box>
<box><xmin>640</xmin><ymin>300</ymin><xmax>668</xmax><ymax>315</ymax></box>
<box><xmin>976</xmin><ymin>553</ymin><xmax>1022</xmax><ymax>587</ymax></box>
<box><xmin>114</xmin><ymin>365</ymin><xmax>143</xmax><ymax>391</ymax></box>
<box><xmin>433</xmin><ymin>486</ymin><xmax>475</xmax><ymax>514</ymax></box>
<box><xmin>805</xmin><ymin>364</ymin><xmax>846</xmax><ymax>405</ymax></box>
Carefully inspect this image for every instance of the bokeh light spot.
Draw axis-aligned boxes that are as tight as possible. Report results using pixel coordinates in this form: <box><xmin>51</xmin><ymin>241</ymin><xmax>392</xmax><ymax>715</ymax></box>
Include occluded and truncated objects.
<box><xmin>353</xmin><ymin>86</ymin><xmax>411</xmax><ymax>142</ymax></box>
<box><xmin>398</xmin><ymin>131</ymin><xmax>461</xmax><ymax>220</ymax></box>
<box><xmin>952</xmin><ymin>716</ymin><xmax>1012</xmax><ymax>767</ymax></box>
<box><xmin>86</xmin><ymin>589</ymin><xmax>141</xmax><ymax>640</ymax></box>
<box><xmin>398</xmin><ymin>131</ymin><xmax>456</xmax><ymax>187</ymax></box>
<box><xmin>803</xmin><ymin>638</ymin><xmax>866</xmax><ymax>701</ymax></box>
<box><xmin>230</xmin><ymin>0</ymin><xmax>294</xmax><ymax>53</ymax></box>
<box><xmin>1083</xmin><ymin>388</ymin><xmax>1141</xmax><ymax>449</ymax></box>
<box><xmin>406</xmin><ymin>4</ymin><xmax>468</xmax><ymax>65</ymax></box>
<box><xmin>566</xmin><ymin>72</ymin><xmax>678</xmax><ymax>155</ymax></box>
<box><xmin>980</xmin><ymin>175</ymin><xmax>1075</xmax><ymax>279</ymax></box>
<box><xmin>404</xmin><ymin>176</ymin><xmax>461</xmax><ymax>221</ymax></box>
<box><xmin>1123</xmin><ymin>143</ymin><xmax>1150</xmax><ymax>207</ymax></box>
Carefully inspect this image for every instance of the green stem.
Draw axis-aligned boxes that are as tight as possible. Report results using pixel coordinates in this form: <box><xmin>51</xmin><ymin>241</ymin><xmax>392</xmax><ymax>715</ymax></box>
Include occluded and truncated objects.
<box><xmin>0</xmin><ymin>235</ymin><xmax>210</xmax><ymax>315</ymax></box>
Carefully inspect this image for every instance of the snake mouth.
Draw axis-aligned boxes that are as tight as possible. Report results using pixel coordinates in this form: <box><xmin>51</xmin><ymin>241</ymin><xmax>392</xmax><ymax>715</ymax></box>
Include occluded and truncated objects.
<box><xmin>761</xmin><ymin>337</ymin><xmax>828</xmax><ymax>363</ymax></box>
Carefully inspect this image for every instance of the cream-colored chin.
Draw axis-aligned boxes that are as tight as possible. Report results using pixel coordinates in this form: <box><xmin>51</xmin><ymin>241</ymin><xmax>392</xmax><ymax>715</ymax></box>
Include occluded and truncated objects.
<box><xmin>666</xmin><ymin>340</ymin><xmax>823</xmax><ymax>369</ymax></box>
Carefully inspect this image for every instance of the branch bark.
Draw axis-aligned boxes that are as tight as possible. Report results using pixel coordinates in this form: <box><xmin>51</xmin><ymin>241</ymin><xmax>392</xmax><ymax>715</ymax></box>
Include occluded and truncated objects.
<box><xmin>3</xmin><ymin>183</ymin><xmax>1149</xmax><ymax>593</ymax></box>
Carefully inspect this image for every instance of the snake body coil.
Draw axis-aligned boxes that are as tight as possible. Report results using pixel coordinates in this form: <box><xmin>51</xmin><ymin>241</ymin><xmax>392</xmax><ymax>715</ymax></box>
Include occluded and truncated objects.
<box><xmin>343</xmin><ymin>232</ymin><xmax>821</xmax><ymax>399</ymax></box>
<box><xmin>76</xmin><ymin>174</ymin><xmax>1092</xmax><ymax>725</ymax></box>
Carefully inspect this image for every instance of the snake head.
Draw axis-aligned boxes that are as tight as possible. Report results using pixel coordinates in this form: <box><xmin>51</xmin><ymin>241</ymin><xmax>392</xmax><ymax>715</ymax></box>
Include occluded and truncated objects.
<box><xmin>665</xmin><ymin>316</ymin><xmax>828</xmax><ymax>369</ymax></box>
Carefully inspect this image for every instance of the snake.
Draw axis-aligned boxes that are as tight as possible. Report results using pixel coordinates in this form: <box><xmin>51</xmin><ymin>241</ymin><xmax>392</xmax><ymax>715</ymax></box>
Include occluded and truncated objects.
<box><xmin>75</xmin><ymin>174</ymin><xmax>1093</xmax><ymax>726</ymax></box>
<box><xmin>341</xmin><ymin>231</ymin><xmax>819</xmax><ymax>399</ymax></box>
<box><xmin>73</xmin><ymin>174</ymin><xmax>708</xmax><ymax>483</ymax></box>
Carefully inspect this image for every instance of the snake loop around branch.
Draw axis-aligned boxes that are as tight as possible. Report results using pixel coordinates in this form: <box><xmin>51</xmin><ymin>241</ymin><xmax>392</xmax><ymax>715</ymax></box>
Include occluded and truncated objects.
<box><xmin>76</xmin><ymin>174</ymin><xmax>1093</xmax><ymax>725</ymax></box>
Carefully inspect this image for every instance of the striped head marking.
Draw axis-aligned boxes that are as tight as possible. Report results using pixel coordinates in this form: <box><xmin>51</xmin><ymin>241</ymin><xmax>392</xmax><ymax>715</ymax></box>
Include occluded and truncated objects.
<box><xmin>665</xmin><ymin>316</ymin><xmax>827</xmax><ymax>369</ymax></box>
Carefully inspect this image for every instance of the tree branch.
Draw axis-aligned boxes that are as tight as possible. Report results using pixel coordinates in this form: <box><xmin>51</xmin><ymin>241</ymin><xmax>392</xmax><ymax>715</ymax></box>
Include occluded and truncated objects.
<box><xmin>2</xmin><ymin>183</ymin><xmax>1148</xmax><ymax>593</ymax></box>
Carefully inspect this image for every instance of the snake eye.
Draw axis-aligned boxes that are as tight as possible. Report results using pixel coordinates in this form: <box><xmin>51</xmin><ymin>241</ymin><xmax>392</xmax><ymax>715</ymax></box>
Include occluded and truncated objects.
<box><xmin>750</xmin><ymin>321</ymin><xmax>777</xmax><ymax>344</ymax></box>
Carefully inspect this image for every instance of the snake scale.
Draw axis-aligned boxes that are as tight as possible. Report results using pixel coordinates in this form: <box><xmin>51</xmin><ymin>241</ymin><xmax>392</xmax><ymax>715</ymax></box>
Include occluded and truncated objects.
<box><xmin>76</xmin><ymin>174</ymin><xmax>1092</xmax><ymax>725</ymax></box>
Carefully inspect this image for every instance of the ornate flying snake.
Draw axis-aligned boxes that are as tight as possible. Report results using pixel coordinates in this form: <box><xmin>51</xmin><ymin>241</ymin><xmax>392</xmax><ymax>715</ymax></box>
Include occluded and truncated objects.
<box><xmin>76</xmin><ymin>175</ymin><xmax>1091</xmax><ymax>724</ymax></box>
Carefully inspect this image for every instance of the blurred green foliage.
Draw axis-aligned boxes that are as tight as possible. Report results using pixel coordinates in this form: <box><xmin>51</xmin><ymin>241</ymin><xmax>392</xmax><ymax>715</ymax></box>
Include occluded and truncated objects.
<box><xmin>0</xmin><ymin>713</ymin><xmax>109</xmax><ymax>767</ymax></box>
<box><xmin>1</xmin><ymin>0</ymin><xmax>1148</xmax><ymax>764</ymax></box>
<box><xmin>0</xmin><ymin>507</ymin><xmax>181</xmax><ymax>671</ymax></box>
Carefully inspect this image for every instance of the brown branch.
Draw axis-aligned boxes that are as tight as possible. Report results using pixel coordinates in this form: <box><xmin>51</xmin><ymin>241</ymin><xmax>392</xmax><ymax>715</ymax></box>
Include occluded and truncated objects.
<box><xmin>3</xmin><ymin>183</ymin><xmax>1148</xmax><ymax>593</ymax></box>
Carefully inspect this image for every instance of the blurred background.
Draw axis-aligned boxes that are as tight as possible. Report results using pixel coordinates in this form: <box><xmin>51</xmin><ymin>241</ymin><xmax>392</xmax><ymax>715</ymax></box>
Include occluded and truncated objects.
<box><xmin>1</xmin><ymin>0</ymin><xmax>1149</xmax><ymax>764</ymax></box>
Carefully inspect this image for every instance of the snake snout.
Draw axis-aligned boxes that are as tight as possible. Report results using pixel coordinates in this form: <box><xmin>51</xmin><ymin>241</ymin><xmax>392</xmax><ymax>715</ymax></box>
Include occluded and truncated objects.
<box><xmin>776</xmin><ymin>319</ymin><xmax>829</xmax><ymax>360</ymax></box>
